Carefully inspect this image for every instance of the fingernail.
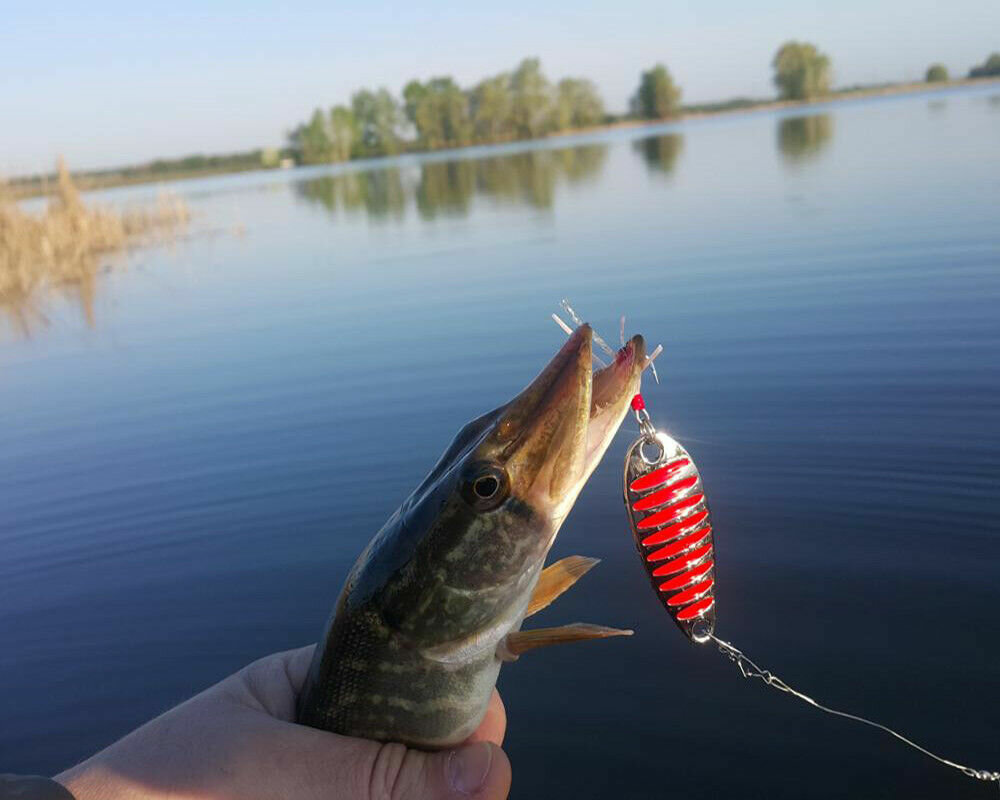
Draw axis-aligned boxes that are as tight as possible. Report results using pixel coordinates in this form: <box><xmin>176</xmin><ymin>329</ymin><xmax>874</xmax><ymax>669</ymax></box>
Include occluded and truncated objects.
<box><xmin>447</xmin><ymin>741</ymin><xmax>493</xmax><ymax>795</ymax></box>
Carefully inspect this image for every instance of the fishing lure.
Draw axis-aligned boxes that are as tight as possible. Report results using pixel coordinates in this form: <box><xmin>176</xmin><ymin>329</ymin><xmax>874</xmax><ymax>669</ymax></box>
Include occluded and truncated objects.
<box><xmin>623</xmin><ymin>397</ymin><xmax>717</xmax><ymax>643</ymax></box>
<box><xmin>552</xmin><ymin>302</ymin><xmax>999</xmax><ymax>791</ymax></box>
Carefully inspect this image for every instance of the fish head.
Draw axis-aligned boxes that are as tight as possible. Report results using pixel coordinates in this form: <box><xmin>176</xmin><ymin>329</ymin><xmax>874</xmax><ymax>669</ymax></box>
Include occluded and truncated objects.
<box><xmin>350</xmin><ymin>324</ymin><xmax>646</xmax><ymax>645</ymax></box>
<box><xmin>464</xmin><ymin>324</ymin><xmax>647</xmax><ymax>548</ymax></box>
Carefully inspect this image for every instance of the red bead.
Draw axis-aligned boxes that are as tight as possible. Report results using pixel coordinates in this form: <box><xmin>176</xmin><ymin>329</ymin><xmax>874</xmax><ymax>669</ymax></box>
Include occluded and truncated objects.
<box><xmin>630</xmin><ymin>394</ymin><xmax>645</xmax><ymax>411</ymax></box>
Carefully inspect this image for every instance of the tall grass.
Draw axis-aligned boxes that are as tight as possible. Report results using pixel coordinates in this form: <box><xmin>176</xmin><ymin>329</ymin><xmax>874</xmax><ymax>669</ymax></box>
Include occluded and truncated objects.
<box><xmin>0</xmin><ymin>158</ymin><xmax>188</xmax><ymax>334</ymax></box>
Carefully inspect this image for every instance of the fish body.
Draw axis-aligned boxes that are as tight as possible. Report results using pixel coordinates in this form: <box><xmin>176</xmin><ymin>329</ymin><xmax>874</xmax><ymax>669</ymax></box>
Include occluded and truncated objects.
<box><xmin>297</xmin><ymin>326</ymin><xmax>644</xmax><ymax>747</ymax></box>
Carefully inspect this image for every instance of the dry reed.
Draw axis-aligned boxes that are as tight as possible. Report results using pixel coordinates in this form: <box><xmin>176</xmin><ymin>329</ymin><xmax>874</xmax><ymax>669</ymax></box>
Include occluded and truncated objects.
<box><xmin>0</xmin><ymin>157</ymin><xmax>189</xmax><ymax>334</ymax></box>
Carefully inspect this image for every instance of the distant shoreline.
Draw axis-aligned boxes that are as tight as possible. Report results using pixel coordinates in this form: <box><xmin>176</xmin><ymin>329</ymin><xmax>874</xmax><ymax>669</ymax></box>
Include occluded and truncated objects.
<box><xmin>9</xmin><ymin>76</ymin><xmax>999</xmax><ymax>201</ymax></box>
<box><xmin>555</xmin><ymin>76</ymin><xmax>1000</xmax><ymax>134</ymax></box>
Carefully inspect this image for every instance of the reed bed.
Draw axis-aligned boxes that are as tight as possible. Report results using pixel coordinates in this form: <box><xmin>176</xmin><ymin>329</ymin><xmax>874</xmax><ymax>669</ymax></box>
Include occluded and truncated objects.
<box><xmin>0</xmin><ymin>158</ymin><xmax>188</xmax><ymax>333</ymax></box>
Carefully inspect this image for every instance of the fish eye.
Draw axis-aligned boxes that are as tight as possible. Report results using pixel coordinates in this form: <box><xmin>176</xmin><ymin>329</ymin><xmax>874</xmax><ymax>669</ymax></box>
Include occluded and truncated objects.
<box><xmin>461</xmin><ymin>463</ymin><xmax>510</xmax><ymax>511</ymax></box>
<box><xmin>474</xmin><ymin>475</ymin><xmax>500</xmax><ymax>499</ymax></box>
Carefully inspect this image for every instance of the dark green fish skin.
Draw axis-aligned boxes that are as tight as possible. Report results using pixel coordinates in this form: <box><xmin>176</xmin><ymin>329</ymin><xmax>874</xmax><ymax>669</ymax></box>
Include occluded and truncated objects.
<box><xmin>297</xmin><ymin>326</ymin><xmax>644</xmax><ymax>748</ymax></box>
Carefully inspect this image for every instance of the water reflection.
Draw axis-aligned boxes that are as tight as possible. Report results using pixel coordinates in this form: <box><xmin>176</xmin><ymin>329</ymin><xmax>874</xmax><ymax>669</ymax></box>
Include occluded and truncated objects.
<box><xmin>295</xmin><ymin>144</ymin><xmax>608</xmax><ymax>221</ymax></box>
<box><xmin>295</xmin><ymin>168</ymin><xmax>407</xmax><ymax>222</ymax></box>
<box><xmin>633</xmin><ymin>134</ymin><xmax>685</xmax><ymax>175</ymax></box>
<box><xmin>4</xmin><ymin>259</ymin><xmax>122</xmax><ymax>339</ymax></box>
<box><xmin>1</xmin><ymin>169</ymin><xmax>186</xmax><ymax>338</ymax></box>
<box><xmin>1</xmin><ymin>280</ymin><xmax>94</xmax><ymax>338</ymax></box>
<box><xmin>416</xmin><ymin>161</ymin><xmax>476</xmax><ymax>218</ymax></box>
<box><xmin>777</xmin><ymin>114</ymin><xmax>834</xmax><ymax>163</ymax></box>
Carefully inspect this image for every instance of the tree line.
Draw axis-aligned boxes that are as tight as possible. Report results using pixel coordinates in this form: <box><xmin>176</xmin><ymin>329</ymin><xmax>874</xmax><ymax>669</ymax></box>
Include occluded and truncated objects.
<box><xmin>289</xmin><ymin>58</ymin><xmax>611</xmax><ymax>164</ymax></box>
<box><xmin>925</xmin><ymin>52</ymin><xmax>1000</xmax><ymax>83</ymax></box>
<box><xmin>290</xmin><ymin>56</ymin><xmax>690</xmax><ymax>164</ymax></box>
<box><xmin>286</xmin><ymin>44</ymin><xmax>851</xmax><ymax>165</ymax></box>
<box><xmin>288</xmin><ymin>41</ymin><xmax>909</xmax><ymax>165</ymax></box>
<box><xmin>18</xmin><ymin>43</ymin><xmax>999</xmax><ymax>195</ymax></box>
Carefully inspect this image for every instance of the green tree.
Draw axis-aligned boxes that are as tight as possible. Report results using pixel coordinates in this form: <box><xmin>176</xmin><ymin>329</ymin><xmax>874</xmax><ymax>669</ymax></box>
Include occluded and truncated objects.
<box><xmin>510</xmin><ymin>58</ymin><xmax>555</xmax><ymax>138</ymax></box>
<box><xmin>554</xmin><ymin>78</ymin><xmax>605</xmax><ymax>130</ymax></box>
<box><xmin>291</xmin><ymin>108</ymin><xmax>332</xmax><ymax>164</ymax></box>
<box><xmin>469</xmin><ymin>74</ymin><xmax>513</xmax><ymax>142</ymax></box>
<box><xmin>328</xmin><ymin>106</ymin><xmax>358</xmax><ymax>162</ymax></box>
<box><xmin>402</xmin><ymin>81</ymin><xmax>429</xmax><ymax>130</ymax></box>
<box><xmin>969</xmin><ymin>53</ymin><xmax>1000</xmax><ymax>78</ymax></box>
<box><xmin>925</xmin><ymin>64</ymin><xmax>949</xmax><ymax>83</ymax></box>
<box><xmin>289</xmin><ymin>106</ymin><xmax>359</xmax><ymax>163</ymax></box>
<box><xmin>772</xmin><ymin>41</ymin><xmax>831</xmax><ymax>100</ymax></box>
<box><xmin>630</xmin><ymin>64</ymin><xmax>682</xmax><ymax>119</ymax></box>
<box><xmin>351</xmin><ymin>89</ymin><xmax>403</xmax><ymax>157</ymax></box>
<box><xmin>403</xmin><ymin>78</ymin><xmax>472</xmax><ymax>149</ymax></box>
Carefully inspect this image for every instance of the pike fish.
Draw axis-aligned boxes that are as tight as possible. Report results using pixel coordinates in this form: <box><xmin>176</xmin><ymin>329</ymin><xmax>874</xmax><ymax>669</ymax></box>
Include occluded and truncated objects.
<box><xmin>297</xmin><ymin>325</ymin><xmax>646</xmax><ymax>748</ymax></box>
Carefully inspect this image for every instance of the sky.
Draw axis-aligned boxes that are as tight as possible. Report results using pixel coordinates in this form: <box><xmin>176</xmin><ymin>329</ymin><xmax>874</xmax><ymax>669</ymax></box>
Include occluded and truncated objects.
<box><xmin>3</xmin><ymin>0</ymin><xmax>998</xmax><ymax>175</ymax></box>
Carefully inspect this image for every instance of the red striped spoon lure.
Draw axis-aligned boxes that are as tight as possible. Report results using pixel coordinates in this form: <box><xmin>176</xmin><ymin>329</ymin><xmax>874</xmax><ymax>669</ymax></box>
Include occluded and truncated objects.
<box><xmin>624</xmin><ymin>392</ymin><xmax>716</xmax><ymax>643</ymax></box>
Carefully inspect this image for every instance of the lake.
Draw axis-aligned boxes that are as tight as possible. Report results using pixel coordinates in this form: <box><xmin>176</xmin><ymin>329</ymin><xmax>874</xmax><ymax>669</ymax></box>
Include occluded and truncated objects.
<box><xmin>2</xmin><ymin>84</ymin><xmax>999</xmax><ymax>798</ymax></box>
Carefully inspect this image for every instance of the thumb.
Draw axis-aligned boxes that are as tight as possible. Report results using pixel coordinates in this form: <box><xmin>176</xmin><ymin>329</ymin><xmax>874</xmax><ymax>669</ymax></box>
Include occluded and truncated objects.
<box><xmin>372</xmin><ymin>740</ymin><xmax>511</xmax><ymax>800</ymax></box>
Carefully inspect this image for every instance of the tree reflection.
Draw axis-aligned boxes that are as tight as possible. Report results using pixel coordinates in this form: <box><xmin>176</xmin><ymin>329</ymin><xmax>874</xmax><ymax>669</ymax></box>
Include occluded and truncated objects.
<box><xmin>777</xmin><ymin>114</ymin><xmax>833</xmax><ymax>163</ymax></box>
<box><xmin>417</xmin><ymin>160</ymin><xmax>476</xmax><ymax>219</ymax></box>
<box><xmin>295</xmin><ymin>167</ymin><xmax>406</xmax><ymax>221</ymax></box>
<box><xmin>633</xmin><ymin>134</ymin><xmax>684</xmax><ymax>175</ymax></box>
<box><xmin>296</xmin><ymin>143</ymin><xmax>608</xmax><ymax>221</ymax></box>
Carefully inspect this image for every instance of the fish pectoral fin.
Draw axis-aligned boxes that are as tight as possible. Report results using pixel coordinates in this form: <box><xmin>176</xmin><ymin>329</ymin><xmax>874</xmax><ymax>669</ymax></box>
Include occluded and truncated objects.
<box><xmin>526</xmin><ymin>556</ymin><xmax>601</xmax><ymax>617</ymax></box>
<box><xmin>496</xmin><ymin>623</ymin><xmax>633</xmax><ymax>662</ymax></box>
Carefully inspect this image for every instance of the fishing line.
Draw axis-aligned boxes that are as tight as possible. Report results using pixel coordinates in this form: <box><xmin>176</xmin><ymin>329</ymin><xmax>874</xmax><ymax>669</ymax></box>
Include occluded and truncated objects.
<box><xmin>707</xmin><ymin>634</ymin><xmax>1000</xmax><ymax>787</ymax></box>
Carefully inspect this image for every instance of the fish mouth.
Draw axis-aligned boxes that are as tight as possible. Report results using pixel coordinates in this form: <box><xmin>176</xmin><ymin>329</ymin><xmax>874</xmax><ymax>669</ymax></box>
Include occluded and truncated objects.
<box><xmin>584</xmin><ymin>333</ymin><xmax>646</xmax><ymax>481</ymax></box>
<box><xmin>492</xmin><ymin>324</ymin><xmax>646</xmax><ymax>527</ymax></box>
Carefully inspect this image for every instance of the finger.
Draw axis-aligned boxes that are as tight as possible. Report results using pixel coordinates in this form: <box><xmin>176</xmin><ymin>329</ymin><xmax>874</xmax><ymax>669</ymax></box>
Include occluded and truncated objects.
<box><xmin>233</xmin><ymin>714</ymin><xmax>512</xmax><ymax>800</ymax></box>
<box><xmin>283</xmin><ymin>643</ymin><xmax>317</xmax><ymax>694</ymax></box>
<box><xmin>464</xmin><ymin>689</ymin><xmax>506</xmax><ymax>747</ymax></box>
<box><xmin>232</xmin><ymin>644</ymin><xmax>317</xmax><ymax>721</ymax></box>
<box><xmin>384</xmin><ymin>741</ymin><xmax>512</xmax><ymax>800</ymax></box>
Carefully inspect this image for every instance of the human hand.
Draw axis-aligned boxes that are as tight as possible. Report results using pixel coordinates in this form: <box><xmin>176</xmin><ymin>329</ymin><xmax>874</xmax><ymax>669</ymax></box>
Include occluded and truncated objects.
<box><xmin>56</xmin><ymin>645</ymin><xmax>511</xmax><ymax>800</ymax></box>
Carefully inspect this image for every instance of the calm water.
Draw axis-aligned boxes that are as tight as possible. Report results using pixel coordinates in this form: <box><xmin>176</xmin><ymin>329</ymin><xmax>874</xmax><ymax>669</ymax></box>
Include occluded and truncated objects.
<box><xmin>3</xmin><ymin>85</ymin><xmax>999</xmax><ymax>798</ymax></box>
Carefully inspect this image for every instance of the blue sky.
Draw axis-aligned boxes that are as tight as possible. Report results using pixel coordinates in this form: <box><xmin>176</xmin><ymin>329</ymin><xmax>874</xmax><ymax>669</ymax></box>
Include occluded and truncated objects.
<box><xmin>3</xmin><ymin>0</ymin><xmax>998</xmax><ymax>175</ymax></box>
